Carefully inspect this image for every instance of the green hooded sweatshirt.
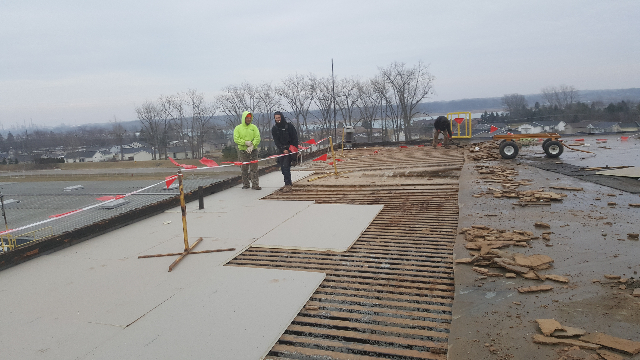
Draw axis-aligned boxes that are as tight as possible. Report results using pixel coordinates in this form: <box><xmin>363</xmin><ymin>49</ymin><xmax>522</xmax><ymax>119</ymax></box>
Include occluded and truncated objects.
<box><xmin>233</xmin><ymin>111</ymin><xmax>261</xmax><ymax>150</ymax></box>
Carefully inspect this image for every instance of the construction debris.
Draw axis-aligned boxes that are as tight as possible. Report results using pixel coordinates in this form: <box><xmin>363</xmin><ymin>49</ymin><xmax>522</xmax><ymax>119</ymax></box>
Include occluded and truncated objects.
<box><xmin>604</xmin><ymin>274</ymin><xmax>621</xmax><ymax>280</ymax></box>
<box><xmin>541</xmin><ymin>274</ymin><xmax>570</xmax><ymax>283</ymax></box>
<box><xmin>580</xmin><ymin>332</ymin><xmax>640</xmax><ymax>355</ymax></box>
<box><xmin>596</xmin><ymin>349</ymin><xmax>625</xmax><ymax>360</ymax></box>
<box><xmin>468</xmin><ymin>142</ymin><xmax>501</xmax><ymax>161</ymax></box>
<box><xmin>628</xmin><ymin>233</ymin><xmax>639</xmax><ymax>240</ymax></box>
<box><xmin>535</xmin><ymin>222</ymin><xmax>551</xmax><ymax>228</ymax></box>
<box><xmin>517</xmin><ymin>285</ymin><xmax>554</xmax><ymax>293</ymax></box>
<box><xmin>550</xmin><ymin>186</ymin><xmax>584</xmax><ymax>191</ymax></box>
<box><xmin>536</xmin><ymin>318</ymin><xmax>564</xmax><ymax>336</ymax></box>
<box><xmin>532</xmin><ymin>334</ymin><xmax>600</xmax><ymax>350</ymax></box>
<box><xmin>552</xmin><ymin>326</ymin><xmax>587</xmax><ymax>338</ymax></box>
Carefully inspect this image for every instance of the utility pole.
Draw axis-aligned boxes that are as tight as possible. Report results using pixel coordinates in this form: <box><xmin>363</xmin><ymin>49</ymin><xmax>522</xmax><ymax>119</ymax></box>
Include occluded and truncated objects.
<box><xmin>332</xmin><ymin>59</ymin><xmax>337</xmax><ymax>140</ymax></box>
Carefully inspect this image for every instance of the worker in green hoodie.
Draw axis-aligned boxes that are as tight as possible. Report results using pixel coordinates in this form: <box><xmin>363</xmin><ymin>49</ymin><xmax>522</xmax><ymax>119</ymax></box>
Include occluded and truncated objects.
<box><xmin>233</xmin><ymin>111</ymin><xmax>261</xmax><ymax>189</ymax></box>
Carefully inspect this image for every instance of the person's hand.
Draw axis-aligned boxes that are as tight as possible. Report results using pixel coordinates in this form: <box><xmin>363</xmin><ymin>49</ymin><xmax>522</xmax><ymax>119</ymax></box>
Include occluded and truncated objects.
<box><xmin>245</xmin><ymin>141</ymin><xmax>253</xmax><ymax>147</ymax></box>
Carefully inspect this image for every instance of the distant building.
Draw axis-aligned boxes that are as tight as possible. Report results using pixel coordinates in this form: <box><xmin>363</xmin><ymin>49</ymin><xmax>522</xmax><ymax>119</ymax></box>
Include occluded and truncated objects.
<box><xmin>64</xmin><ymin>150</ymin><xmax>111</xmax><ymax>163</ymax></box>
<box><xmin>565</xmin><ymin>121</ymin><xmax>621</xmax><ymax>134</ymax></box>
<box><xmin>517</xmin><ymin>120</ymin><xmax>566</xmax><ymax>134</ymax></box>
<box><xmin>121</xmin><ymin>147</ymin><xmax>154</xmax><ymax>161</ymax></box>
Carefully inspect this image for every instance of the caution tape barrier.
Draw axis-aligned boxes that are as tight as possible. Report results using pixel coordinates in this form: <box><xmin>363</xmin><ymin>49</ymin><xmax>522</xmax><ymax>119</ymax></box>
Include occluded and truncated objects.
<box><xmin>0</xmin><ymin>138</ymin><xmax>330</xmax><ymax>239</ymax></box>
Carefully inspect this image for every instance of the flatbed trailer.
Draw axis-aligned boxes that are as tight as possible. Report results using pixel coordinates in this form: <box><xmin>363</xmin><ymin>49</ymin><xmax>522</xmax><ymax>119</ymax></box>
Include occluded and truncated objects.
<box><xmin>492</xmin><ymin>133</ymin><xmax>563</xmax><ymax>159</ymax></box>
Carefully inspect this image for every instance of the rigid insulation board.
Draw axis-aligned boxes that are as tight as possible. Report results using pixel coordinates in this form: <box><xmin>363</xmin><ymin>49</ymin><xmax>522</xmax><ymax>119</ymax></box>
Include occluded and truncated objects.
<box><xmin>86</xmin><ymin>266</ymin><xmax>325</xmax><ymax>360</ymax></box>
<box><xmin>252</xmin><ymin>203</ymin><xmax>384</xmax><ymax>252</ymax></box>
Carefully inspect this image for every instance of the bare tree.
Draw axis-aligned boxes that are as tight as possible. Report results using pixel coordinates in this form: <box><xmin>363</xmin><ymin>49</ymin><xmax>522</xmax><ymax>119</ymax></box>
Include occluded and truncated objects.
<box><xmin>255</xmin><ymin>83</ymin><xmax>280</xmax><ymax>149</ymax></box>
<box><xmin>136</xmin><ymin>101</ymin><xmax>161</xmax><ymax>160</ymax></box>
<box><xmin>379</xmin><ymin>61</ymin><xmax>434</xmax><ymax>140</ymax></box>
<box><xmin>335</xmin><ymin>77</ymin><xmax>361</xmax><ymax>128</ymax></box>
<box><xmin>502</xmin><ymin>93</ymin><xmax>528</xmax><ymax>119</ymax></box>
<box><xmin>355</xmin><ymin>79</ymin><xmax>381</xmax><ymax>142</ymax></box>
<box><xmin>372</xmin><ymin>75</ymin><xmax>402</xmax><ymax>141</ymax></box>
<box><xmin>110</xmin><ymin>116</ymin><xmax>127</xmax><ymax>160</ymax></box>
<box><xmin>276</xmin><ymin>74</ymin><xmax>314</xmax><ymax>140</ymax></box>
<box><xmin>216</xmin><ymin>83</ymin><xmax>262</xmax><ymax>130</ymax></box>
<box><xmin>186</xmin><ymin>89</ymin><xmax>217</xmax><ymax>158</ymax></box>
<box><xmin>310</xmin><ymin>76</ymin><xmax>335</xmax><ymax>139</ymax></box>
<box><xmin>541</xmin><ymin>85</ymin><xmax>579</xmax><ymax>109</ymax></box>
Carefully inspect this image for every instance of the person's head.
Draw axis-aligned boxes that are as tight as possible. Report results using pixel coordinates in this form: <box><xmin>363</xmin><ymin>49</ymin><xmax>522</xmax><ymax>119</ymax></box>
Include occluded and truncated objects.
<box><xmin>274</xmin><ymin>111</ymin><xmax>285</xmax><ymax>124</ymax></box>
<box><xmin>242</xmin><ymin>111</ymin><xmax>253</xmax><ymax>125</ymax></box>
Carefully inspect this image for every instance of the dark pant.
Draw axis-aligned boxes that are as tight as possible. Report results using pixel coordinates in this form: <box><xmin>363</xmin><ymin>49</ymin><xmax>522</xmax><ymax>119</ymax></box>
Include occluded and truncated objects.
<box><xmin>280</xmin><ymin>154</ymin><xmax>292</xmax><ymax>185</ymax></box>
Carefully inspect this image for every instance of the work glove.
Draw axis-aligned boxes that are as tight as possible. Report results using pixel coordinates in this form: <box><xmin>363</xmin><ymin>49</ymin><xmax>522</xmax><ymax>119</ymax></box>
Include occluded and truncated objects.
<box><xmin>245</xmin><ymin>141</ymin><xmax>254</xmax><ymax>153</ymax></box>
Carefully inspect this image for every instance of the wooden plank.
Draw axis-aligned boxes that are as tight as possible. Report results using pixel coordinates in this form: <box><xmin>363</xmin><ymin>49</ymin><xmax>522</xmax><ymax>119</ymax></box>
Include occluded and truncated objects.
<box><xmin>290</xmin><ymin>317</ymin><xmax>449</xmax><ymax>340</ymax></box>
<box><xmin>310</xmin><ymin>293</ymin><xmax>452</xmax><ymax>313</ymax></box>
<box><xmin>298</xmin><ymin>308</ymin><xmax>450</xmax><ymax>330</ymax></box>
<box><xmin>315</xmin><ymin>287</ymin><xmax>453</xmax><ymax>305</ymax></box>
<box><xmin>275</xmin><ymin>334</ymin><xmax>447</xmax><ymax>360</ymax></box>
<box><xmin>303</xmin><ymin>300</ymin><xmax>452</xmax><ymax>322</ymax></box>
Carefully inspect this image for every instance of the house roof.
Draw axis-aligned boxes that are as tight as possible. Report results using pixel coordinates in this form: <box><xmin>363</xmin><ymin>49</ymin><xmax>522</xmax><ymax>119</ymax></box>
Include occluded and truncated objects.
<box><xmin>529</xmin><ymin>120</ymin><xmax>565</xmax><ymax>127</ymax></box>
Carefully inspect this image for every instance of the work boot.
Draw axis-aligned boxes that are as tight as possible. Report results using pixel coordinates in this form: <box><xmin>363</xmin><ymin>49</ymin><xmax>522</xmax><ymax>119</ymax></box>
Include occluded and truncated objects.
<box><xmin>252</xmin><ymin>186</ymin><xmax>262</xmax><ymax>190</ymax></box>
<box><xmin>282</xmin><ymin>185</ymin><xmax>292</xmax><ymax>193</ymax></box>
<box><xmin>242</xmin><ymin>185</ymin><xmax>250</xmax><ymax>189</ymax></box>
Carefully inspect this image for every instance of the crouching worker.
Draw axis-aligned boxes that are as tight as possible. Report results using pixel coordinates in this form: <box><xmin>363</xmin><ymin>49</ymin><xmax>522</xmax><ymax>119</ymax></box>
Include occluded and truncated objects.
<box><xmin>433</xmin><ymin>115</ymin><xmax>452</xmax><ymax>148</ymax></box>
<box><xmin>272</xmin><ymin>111</ymin><xmax>298</xmax><ymax>192</ymax></box>
<box><xmin>234</xmin><ymin>111</ymin><xmax>261</xmax><ymax>190</ymax></box>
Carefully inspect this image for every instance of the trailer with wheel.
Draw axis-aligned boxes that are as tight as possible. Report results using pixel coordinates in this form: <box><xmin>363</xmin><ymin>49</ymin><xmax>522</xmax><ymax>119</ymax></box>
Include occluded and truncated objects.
<box><xmin>492</xmin><ymin>133</ymin><xmax>564</xmax><ymax>159</ymax></box>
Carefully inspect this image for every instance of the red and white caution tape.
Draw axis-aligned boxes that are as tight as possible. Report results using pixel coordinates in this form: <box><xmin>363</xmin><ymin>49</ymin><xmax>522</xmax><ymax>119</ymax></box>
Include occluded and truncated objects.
<box><xmin>0</xmin><ymin>138</ymin><xmax>331</xmax><ymax>238</ymax></box>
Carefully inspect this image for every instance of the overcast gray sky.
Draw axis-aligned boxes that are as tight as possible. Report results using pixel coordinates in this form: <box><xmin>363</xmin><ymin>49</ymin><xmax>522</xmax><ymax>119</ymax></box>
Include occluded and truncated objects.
<box><xmin>1</xmin><ymin>0</ymin><xmax>638</xmax><ymax>128</ymax></box>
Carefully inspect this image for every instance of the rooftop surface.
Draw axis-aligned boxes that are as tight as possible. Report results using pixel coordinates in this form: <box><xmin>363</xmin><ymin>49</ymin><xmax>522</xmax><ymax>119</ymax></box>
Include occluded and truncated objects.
<box><xmin>2</xmin><ymin>135</ymin><xmax>639</xmax><ymax>359</ymax></box>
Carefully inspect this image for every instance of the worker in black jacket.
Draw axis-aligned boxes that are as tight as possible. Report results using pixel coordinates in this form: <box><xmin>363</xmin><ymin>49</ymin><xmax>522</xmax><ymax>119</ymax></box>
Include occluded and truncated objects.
<box><xmin>433</xmin><ymin>116</ymin><xmax>452</xmax><ymax>148</ymax></box>
<box><xmin>272</xmin><ymin>111</ymin><xmax>299</xmax><ymax>192</ymax></box>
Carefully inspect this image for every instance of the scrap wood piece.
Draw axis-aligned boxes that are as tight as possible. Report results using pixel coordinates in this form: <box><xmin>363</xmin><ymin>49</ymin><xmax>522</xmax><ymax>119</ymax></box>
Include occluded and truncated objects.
<box><xmin>532</xmin><ymin>334</ymin><xmax>600</xmax><ymax>350</ymax></box>
<box><xmin>580</xmin><ymin>333</ymin><xmax>640</xmax><ymax>355</ymax></box>
<box><xmin>536</xmin><ymin>319</ymin><xmax>564</xmax><ymax>336</ymax></box>
<box><xmin>513</xmin><ymin>253</ymin><xmax>554</xmax><ymax>268</ymax></box>
<box><xmin>541</xmin><ymin>274</ymin><xmax>570</xmax><ymax>283</ymax></box>
<box><xmin>633</xmin><ymin>289</ymin><xmax>640</xmax><ymax>297</ymax></box>
<box><xmin>597</xmin><ymin>349</ymin><xmax>625</xmax><ymax>360</ymax></box>
<box><xmin>550</xmin><ymin>186</ymin><xmax>584</xmax><ymax>191</ymax></box>
<box><xmin>522</xmin><ymin>270</ymin><xmax>541</xmax><ymax>280</ymax></box>
<box><xmin>629</xmin><ymin>204</ymin><xmax>640</xmax><ymax>207</ymax></box>
<box><xmin>473</xmin><ymin>267</ymin><xmax>489</xmax><ymax>274</ymax></box>
<box><xmin>517</xmin><ymin>285</ymin><xmax>554</xmax><ymax>293</ymax></box>
<box><xmin>604</xmin><ymin>274</ymin><xmax>621</xmax><ymax>280</ymax></box>
<box><xmin>454</xmin><ymin>258</ymin><xmax>475</xmax><ymax>264</ymax></box>
<box><xmin>465</xmin><ymin>242</ymin><xmax>514</xmax><ymax>250</ymax></box>
<box><xmin>493</xmin><ymin>258</ymin><xmax>530</xmax><ymax>274</ymax></box>
<box><xmin>628</xmin><ymin>233</ymin><xmax>639</xmax><ymax>239</ymax></box>
<box><xmin>552</xmin><ymin>326</ymin><xmax>587</xmax><ymax>338</ymax></box>
<box><xmin>515</xmin><ymin>201</ymin><xmax>552</xmax><ymax>207</ymax></box>
<box><xmin>534</xmin><ymin>222</ymin><xmax>551</xmax><ymax>228</ymax></box>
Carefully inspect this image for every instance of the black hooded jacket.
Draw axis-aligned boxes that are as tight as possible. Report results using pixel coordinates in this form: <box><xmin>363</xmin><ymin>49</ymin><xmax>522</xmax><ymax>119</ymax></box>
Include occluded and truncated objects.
<box><xmin>434</xmin><ymin>116</ymin><xmax>452</xmax><ymax>137</ymax></box>
<box><xmin>272</xmin><ymin>112</ymin><xmax>299</xmax><ymax>154</ymax></box>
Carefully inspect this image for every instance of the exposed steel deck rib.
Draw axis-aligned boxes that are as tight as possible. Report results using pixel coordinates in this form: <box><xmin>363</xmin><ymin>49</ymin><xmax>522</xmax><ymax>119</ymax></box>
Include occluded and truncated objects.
<box><xmin>227</xmin><ymin>147</ymin><xmax>463</xmax><ymax>360</ymax></box>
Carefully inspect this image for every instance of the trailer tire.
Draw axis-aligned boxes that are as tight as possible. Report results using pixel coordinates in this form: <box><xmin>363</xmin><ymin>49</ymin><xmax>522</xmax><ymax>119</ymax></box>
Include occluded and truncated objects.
<box><xmin>542</xmin><ymin>138</ymin><xmax>552</xmax><ymax>150</ymax></box>
<box><xmin>544</xmin><ymin>140</ymin><xmax>564</xmax><ymax>158</ymax></box>
<box><xmin>499</xmin><ymin>141</ymin><xmax>519</xmax><ymax>159</ymax></box>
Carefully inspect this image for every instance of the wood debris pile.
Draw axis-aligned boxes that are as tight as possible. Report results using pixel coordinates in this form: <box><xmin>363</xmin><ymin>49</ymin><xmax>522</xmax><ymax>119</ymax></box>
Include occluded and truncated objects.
<box><xmin>533</xmin><ymin>318</ymin><xmax>640</xmax><ymax>357</ymax></box>
<box><xmin>472</xmin><ymin>164</ymin><xmax>569</xmax><ymax>204</ymax></box>
<box><xmin>468</xmin><ymin>141</ymin><xmax>501</xmax><ymax>161</ymax></box>
<box><xmin>456</xmin><ymin>225</ymin><xmax>568</xmax><ymax>287</ymax></box>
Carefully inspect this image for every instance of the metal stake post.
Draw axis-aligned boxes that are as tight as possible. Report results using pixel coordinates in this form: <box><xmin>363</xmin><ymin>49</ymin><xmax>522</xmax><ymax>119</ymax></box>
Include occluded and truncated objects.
<box><xmin>139</xmin><ymin>170</ymin><xmax>234</xmax><ymax>272</ymax></box>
